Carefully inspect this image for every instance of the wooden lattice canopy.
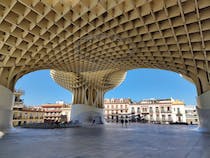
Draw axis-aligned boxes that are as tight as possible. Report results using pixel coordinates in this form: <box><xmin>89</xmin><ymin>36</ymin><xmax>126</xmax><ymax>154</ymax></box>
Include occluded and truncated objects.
<box><xmin>0</xmin><ymin>0</ymin><xmax>210</xmax><ymax>95</ymax></box>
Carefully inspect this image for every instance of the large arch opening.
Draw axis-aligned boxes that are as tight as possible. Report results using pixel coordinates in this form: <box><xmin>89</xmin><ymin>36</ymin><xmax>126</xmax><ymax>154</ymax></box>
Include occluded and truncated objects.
<box><xmin>10</xmin><ymin>68</ymin><xmax>199</xmax><ymax>128</ymax></box>
<box><xmin>0</xmin><ymin>0</ymin><xmax>209</xmax><ymax>132</ymax></box>
<box><xmin>12</xmin><ymin>69</ymin><xmax>72</xmax><ymax>128</ymax></box>
<box><xmin>104</xmin><ymin>68</ymin><xmax>198</xmax><ymax>125</ymax></box>
<box><xmin>0</xmin><ymin>66</ymin><xmax>206</xmax><ymax>132</ymax></box>
<box><xmin>105</xmin><ymin>68</ymin><xmax>197</xmax><ymax>105</ymax></box>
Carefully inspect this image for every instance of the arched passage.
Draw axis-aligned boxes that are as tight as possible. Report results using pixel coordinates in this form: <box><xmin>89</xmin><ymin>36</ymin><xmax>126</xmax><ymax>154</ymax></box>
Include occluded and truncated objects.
<box><xmin>0</xmin><ymin>0</ymin><xmax>210</xmax><ymax>132</ymax></box>
<box><xmin>0</xmin><ymin>66</ymin><xmax>210</xmax><ymax>132</ymax></box>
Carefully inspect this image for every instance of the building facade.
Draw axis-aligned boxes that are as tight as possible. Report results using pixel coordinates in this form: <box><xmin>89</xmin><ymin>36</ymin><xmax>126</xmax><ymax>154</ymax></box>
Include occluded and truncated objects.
<box><xmin>12</xmin><ymin>90</ymin><xmax>72</xmax><ymax>125</ymax></box>
<box><xmin>13</xmin><ymin>107</ymin><xmax>45</xmax><ymax>126</ymax></box>
<box><xmin>104</xmin><ymin>98</ymin><xmax>131</xmax><ymax>122</ymax></box>
<box><xmin>12</xmin><ymin>90</ymin><xmax>45</xmax><ymax>126</ymax></box>
<box><xmin>13</xmin><ymin>90</ymin><xmax>198</xmax><ymax>125</ymax></box>
<box><xmin>185</xmin><ymin>106</ymin><xmax>199</xmax><ymax>125</ymax></box>
<box><xmin>13</xmin><ymin>89</ymin><xmax>25</xmax><ymax>109</ymax></box>
<box><xmin>41</xmin><ymin>101</ymin><xmax>71</xmax><ymax>123</ymax></box>
<box><xmin>104</xmin><ymin>98</ymin><xmax>187</xmax><ymax>124</ymax></box>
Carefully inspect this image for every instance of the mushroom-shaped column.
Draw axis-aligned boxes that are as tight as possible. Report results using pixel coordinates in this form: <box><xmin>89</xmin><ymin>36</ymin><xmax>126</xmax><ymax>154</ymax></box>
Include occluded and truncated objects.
<box><xmin>50</xmin><ymin>70</ymin><xmax>126</xmax><ymax>124</ymax></box>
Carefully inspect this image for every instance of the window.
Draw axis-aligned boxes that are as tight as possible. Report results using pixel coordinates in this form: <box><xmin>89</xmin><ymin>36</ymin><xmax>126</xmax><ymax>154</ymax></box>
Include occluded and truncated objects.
<box><xmin>162</xmin><ymin>115</ymin><xmax>165</xmax><ymax>121</ymax></box>
<box><xmin>168</xmin><ymin>115</ymin><xmax>172</xmax><ymax>121</ymax></box>
<box><xmin>149</xmin><ymin>107</ymin><xmax>153</xmax><ymax>112</ymax></box>
<box><xmin>131</xmin><ymin>107</ymin><xmax>135</xmax><ymax>114</ymax></box>
<box><xmin>30</xmin><ymin>113</ymin><xmax>33</xmax><ymax>119</ymax></box>
<box><xmin>167</xmin><ymin>107</ymin><xmax>170</xmax><ymax>112</ymax></box>
<box><xmin>150</xmin><ymin>115</ymin><xmax>153</xmax><ymax>120</ymax></box>
<box><xmin>137</xmin><ymin>107</ymin><xmax>140</xmax><ymax>113</ymax></box>
<box><xmin>156</xmin><ymin>114</ymin><xmax>159</xmax><ymax>121</ymax></box>
<box><xmin>143</xmin><ymin>108</ymin><xmax>147</xmax><ymax>112</ymax></box>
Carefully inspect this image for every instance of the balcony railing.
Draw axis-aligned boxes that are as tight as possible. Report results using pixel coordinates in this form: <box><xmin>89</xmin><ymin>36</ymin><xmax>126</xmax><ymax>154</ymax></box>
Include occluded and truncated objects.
<box><xmin>13</xmin><ymin>116</ymin><xmax>22</xmax><ymax>120</ymax></box>
<box><xmin>142</xmin><ymin>111</ymin><xmax>149</xmax><ymax>114</ymax></box>
<box><xmin>161</xmin><ymin>110</ymin><xmax>172</xmax><ymax>113</ymax></box>
<box><xmin>176</xmin><ymin>112</ymin><xmax>183</xmax><ymax>116</ymax></box>
<box><xmin>161</xmin><ymin>118</ymin><xmax>173</xmax><ymax>122</ymax></box>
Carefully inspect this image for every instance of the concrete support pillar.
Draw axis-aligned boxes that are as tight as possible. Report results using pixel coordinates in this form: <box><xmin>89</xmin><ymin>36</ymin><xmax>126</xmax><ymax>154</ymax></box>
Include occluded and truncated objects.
<box><xmin>197</xmin><ymin>90</ymin><xmax>210</xmax><ymax>132</ymax></box>
<box><xmin>70</xmin><ymin>104</ymin><xmax>104</xmax><ymax>124</ymax></box>
<box><xmin>71</xmin><ymin>86</ymin><xmax>105</xmax><ymax>124</ymax></box>
<box><xmin>0</xmin><ymin>85</ymin><xmax>14</xmax><ymax>133</ymax></box>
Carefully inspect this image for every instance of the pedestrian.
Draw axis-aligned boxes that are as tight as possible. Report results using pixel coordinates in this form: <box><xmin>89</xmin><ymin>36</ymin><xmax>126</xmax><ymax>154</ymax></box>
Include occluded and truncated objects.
<box><xmin>125</xmin><ymin>116</ymin><xmax>128</xmax><ymax>128</ymax></box>
<box><xmin>92</xmin><ymin>119</ymin><xmax>95</xmax><ymax>126</ymax></box>
<box><xmin>121</xmin><ymin>118</ymin><xmax>124</xmax><ymax>127</ymax></box>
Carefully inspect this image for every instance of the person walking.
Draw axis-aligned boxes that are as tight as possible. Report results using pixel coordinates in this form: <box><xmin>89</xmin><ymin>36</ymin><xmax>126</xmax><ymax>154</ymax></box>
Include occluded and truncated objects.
<box><xmin>92</xmin><ymin>119</ymin><xmax>95</xmax><ymax>126</ymax></box>
<box><xmin>121</xmin><ymin>118</ymin><xmax>124</xmax><ymax>127</ymax></box>
<box><xmin>125</xmin><ymin>116</ymin><xmax>128</xmax><ymax>128</ymax></box>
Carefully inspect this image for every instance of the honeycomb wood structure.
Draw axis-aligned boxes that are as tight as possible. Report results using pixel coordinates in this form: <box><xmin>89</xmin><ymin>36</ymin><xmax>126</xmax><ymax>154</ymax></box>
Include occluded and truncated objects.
<box><xmin>0</xmin><ymin>0</ymin><xmax>209</xmax><ymax>96</ymax></box>
<box><xmin>0</xmin><ymin>0</ymin><xmax>210</xmax><ymax>121</ymax></box>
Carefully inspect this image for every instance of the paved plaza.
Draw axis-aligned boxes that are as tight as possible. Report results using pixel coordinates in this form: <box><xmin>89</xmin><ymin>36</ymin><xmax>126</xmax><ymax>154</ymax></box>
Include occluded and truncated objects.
<box><xmin>0</xmin><ymin>124</ymin><xmax>209</xmax><ymax>158</ymax></box>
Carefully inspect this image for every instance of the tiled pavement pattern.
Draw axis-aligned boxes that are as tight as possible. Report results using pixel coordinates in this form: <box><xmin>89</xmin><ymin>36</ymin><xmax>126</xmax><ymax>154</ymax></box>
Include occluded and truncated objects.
<box><xmin>0</xmin><ymin>124</ymin><xmax>209</xmax><ymax>158</ymax></box>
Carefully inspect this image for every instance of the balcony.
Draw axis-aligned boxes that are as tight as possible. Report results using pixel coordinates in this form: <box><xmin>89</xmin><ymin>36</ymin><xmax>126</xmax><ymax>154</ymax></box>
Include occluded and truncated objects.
<box><xmin>161</xmin><ymin>110</ymin><xmax>172</xmax><ymax>113</ymax></box>
<box><xmin>142</xmin><ymin>111</ymin><xmax>149</xmax><ymax>114</ymax></box>
<box><xmin>168</xmin><ymin>119</ymin><xmax>173</xmax><ymax>122</ymax></box>
<box><xmin>176</xmin><ymin>112</ymin><xmax>183</xmax><ymax>116</ymax></box>
<box><xmin>13</xmin><ymin>116</ymin><xmax>22</xmax><ymax>120</ymax></box>
<box><xmin>156</xmin><ymin>118</ymin><xmax>160</xmax><ymax>122</ymax></box>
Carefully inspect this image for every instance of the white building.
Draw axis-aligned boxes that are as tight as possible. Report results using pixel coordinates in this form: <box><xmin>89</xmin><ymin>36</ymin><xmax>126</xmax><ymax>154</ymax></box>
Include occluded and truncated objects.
<box><xmin>104</xmin><ymin>98</ymin><xmax>187</xmax><ymax>124</ymax></box>
<box><xmin>61</xmin><ymin>105</ymin><xmax>71</xmax><ymax>122</ymax></box>
<box><xmin>171</xmin><ymin>100</ymin><xmax>187</xmax><ymax>123</ymax></box>
<box><xmin>104</xmin><ymin>98</ymin><xmax>131</xmax><ymax>122</ymax></box>
<box><xmin>185</xmin><ymin>106</ymin><xmax>199</xmax><ymax>125</ymax></box>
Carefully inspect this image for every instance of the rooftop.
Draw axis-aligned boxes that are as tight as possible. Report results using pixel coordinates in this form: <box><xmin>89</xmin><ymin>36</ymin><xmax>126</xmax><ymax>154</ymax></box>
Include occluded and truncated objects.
<box><xmin>104</xmin><ymin>98</ymin><xmax>132</xmax><ymax>104</ymax></box>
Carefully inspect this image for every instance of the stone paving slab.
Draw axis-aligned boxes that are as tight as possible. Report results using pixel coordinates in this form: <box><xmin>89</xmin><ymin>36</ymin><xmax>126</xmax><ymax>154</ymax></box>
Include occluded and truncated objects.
<box><xmin>0</xmin><ymin>124</ymin><xmax>209</xmax><ymax>158</ymax></box>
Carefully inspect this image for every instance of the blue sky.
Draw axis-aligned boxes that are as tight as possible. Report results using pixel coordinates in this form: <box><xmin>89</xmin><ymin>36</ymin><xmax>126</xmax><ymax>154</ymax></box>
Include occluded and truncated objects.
<box><xmin>15</xmin><ymin>69</ymin><xmax>197</xmax><ymax>106</ymax></box>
